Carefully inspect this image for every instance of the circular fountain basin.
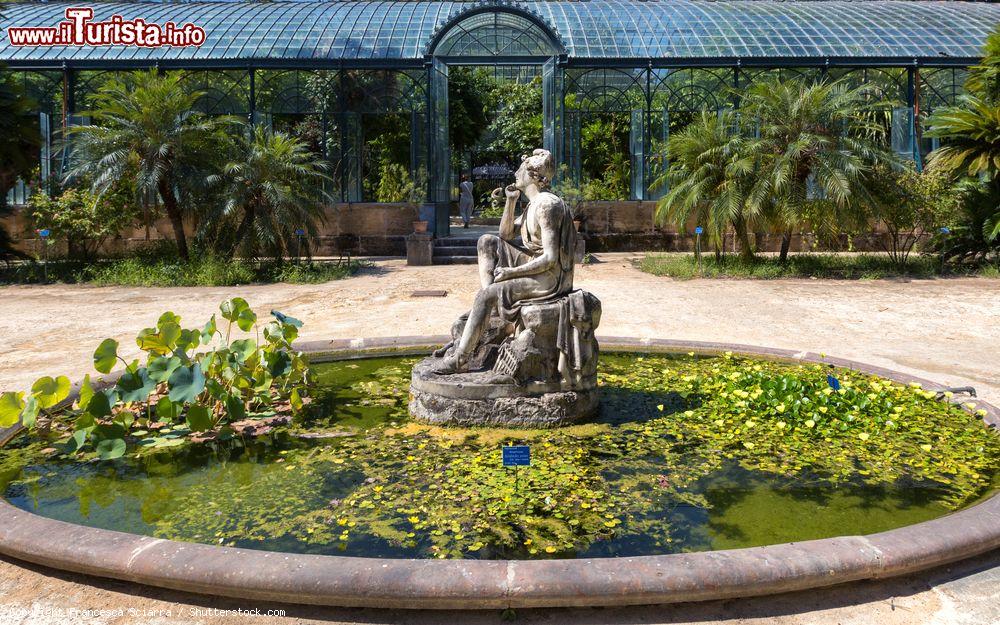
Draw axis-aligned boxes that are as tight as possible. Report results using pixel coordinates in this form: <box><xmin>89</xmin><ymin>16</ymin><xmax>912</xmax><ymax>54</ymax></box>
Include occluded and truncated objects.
<box><xmin>0</xmin><ymin>336</ymin><xmax>996</xmax><ymax>609</ymax></box>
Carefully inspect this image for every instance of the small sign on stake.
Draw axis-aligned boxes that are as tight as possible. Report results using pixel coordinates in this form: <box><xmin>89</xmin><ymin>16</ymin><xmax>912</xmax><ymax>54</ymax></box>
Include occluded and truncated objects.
<box><xmin>503</xmin><ymin>444</ymin><xmax>530</xmax><ymax>497</ymax></box>
<box><xmin>502</xmin><ymin>445</ymin><xmax>530</xmax><ymax>467</ymax></box>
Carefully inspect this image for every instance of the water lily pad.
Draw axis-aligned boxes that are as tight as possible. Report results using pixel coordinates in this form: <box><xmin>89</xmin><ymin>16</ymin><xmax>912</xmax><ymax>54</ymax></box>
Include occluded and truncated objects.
<box><xmin>95</xmin><ymin>437</ymin><xmax>126</xmax><ymax>460</ymax></box>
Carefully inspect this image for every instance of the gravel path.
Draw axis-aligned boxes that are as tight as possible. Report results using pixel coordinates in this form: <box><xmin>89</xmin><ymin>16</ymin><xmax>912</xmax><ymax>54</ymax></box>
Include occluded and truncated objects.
<box><xmin>0</xmin><ymin>253</ymin><xmax>997</xmax><ymax>624</ymax></box>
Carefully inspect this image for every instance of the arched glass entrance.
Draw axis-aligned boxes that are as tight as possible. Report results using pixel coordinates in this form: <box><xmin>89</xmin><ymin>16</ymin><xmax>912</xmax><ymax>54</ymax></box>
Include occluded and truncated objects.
<box><xmin>427</xmin><ymin>8</ymin><xmax>564</xmax><ymax>236</ymax></box>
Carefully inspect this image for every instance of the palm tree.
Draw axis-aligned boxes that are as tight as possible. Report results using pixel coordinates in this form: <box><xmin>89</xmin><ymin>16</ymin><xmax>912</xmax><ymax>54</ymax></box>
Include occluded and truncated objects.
<box><xmin>654</xmin><ymin>111</ymin><xmax>759</xmax><ymax>259</ymax></box>
<box><xmin>964</xmin><ymin>26</ymin><xmax>1000</xmax><ymax>105</ymax></box>
<box><xmin>740</xmin><ymin>78</ymin><xmax>893</xmax><ymax>262</ymax></box>
<box><xmin>207</xmin><ymin>126</ymin><xmax>332</xmax><ymax>259</ymax></box>
<box><xmin>925</xmin><ymin>96</ymin><xmax>1000</xmax><ymax>243</ymax></box>
<box><xmin>66</xmin><ymin>70</ymin><xmax>237</xmax><ymax>260</ymax></box>
<box><xmin>923</xmin><ymin>24</ymin><xmax>1000</xmax><ymax>250</ymax></box>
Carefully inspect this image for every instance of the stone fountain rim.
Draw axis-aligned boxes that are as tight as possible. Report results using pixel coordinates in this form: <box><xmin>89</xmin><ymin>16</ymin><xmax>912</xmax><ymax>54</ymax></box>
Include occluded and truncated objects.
<box><xmin>0</xmin><ymin>335</ymin><xmax>996</xmax><ymax>610</ymax></box>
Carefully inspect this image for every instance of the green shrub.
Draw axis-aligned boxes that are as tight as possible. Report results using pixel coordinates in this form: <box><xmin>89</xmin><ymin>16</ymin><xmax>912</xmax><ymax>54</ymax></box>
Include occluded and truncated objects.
<box><xmin>25</xmin><ymin>183</ymin><xmax>139</xmax><ymax>260</ymax></box>
<box><xmin>637</xmin><ymin>253</ymin><xmax>991</xmax><ymax>280</ymax></box>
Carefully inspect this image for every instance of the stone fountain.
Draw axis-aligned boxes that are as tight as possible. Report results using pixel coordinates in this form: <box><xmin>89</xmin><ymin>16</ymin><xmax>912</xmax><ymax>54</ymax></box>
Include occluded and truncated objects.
<box><xmin>409</xmin><ymin>149</ymin><xmax>601</xmax><ymax>427</ymax></box>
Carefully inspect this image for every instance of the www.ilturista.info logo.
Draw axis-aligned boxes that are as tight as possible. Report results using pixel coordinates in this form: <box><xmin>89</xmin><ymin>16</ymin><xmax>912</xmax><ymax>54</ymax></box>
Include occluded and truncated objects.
<box><xmin>7</xmin><ymin>8</ymin><xmax>206</xmax><ymax>47</ymax></box>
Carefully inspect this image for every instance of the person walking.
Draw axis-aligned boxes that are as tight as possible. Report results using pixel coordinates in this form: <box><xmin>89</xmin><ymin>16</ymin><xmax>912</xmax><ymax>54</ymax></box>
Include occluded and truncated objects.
<box><xmin>459</xmin><ymin>174</ymin><xmax>475</xmax><ymax>228</ymax></box>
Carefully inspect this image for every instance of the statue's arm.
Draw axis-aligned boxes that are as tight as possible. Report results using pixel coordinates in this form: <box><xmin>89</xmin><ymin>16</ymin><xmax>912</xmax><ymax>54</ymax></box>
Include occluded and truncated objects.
<box><xmin>498</xmin><ymin>186</ymin><xmax>519</xmax><ymax>241</ymax></box>
<box><xmin>496</xmin><ymin>205</ymin><xmax>560</xmax><ymax>280</ymax></box>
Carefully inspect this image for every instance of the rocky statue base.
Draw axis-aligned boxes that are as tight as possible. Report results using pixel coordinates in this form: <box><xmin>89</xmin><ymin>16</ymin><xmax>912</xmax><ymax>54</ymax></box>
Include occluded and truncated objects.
<box><xmin>409</xmin><ymin>290</ymin><xmax>602</xmax><ymax>428</ymax></box>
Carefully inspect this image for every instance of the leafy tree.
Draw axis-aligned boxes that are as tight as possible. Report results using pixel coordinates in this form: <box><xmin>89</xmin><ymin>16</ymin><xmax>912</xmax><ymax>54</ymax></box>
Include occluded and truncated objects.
<box><xmin>207</xmin><ymin>126</ymin><xmax>332</xmax><ymax>259</ymax></box>
<box><xmin>25</xmin><ymin>181</ymin><xmax>139</xmax><ymax>260</ymax></box>
<box><xmin>580</xmin><ymin>113</ymin><xmax>630</xmax><ymax>201</ymax></box>
<box><xmin>861</xmin><ymin>165</ymin><xmax>961</xmax><ymax>268</ymax></box>
<box><xmin>741</xmin><ymin>78</ymin><xmax>894</xmax><ymax>262</ymax></box>
<box><xmin>654</xmin><ymin>111</ymin><xmax>758</xmax><ymax>259</ymax></box>
<box><xmin>481</xmin><ymin>77</ymin><xmax>543</xmax><ymax>157</ymax></box>
<box><xmin>448</xmin><ymin>67</ymin><xmax>489</xmax><ymax>156</ymax></box>
<box><xmin>66</xmin><ymin>70</ymin><xmax>238</xmax><ymax>260</ymax></box>
<box><xmin>0</xmin><ymin>71</ymin><xmax>37</xmax><ymax>209</ymax></box>
<box><xmin>0</xmin><ymin>69</ymin><xmax>38</xmax><ymax>263</ymax></box>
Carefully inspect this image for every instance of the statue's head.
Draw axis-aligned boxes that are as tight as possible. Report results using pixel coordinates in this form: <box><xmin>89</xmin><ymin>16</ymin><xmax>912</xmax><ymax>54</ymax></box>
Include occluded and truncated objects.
<box><xmin>514</xmin><ymin>148</ymin><xmax>555</xmax><ymax>191</ymax></box>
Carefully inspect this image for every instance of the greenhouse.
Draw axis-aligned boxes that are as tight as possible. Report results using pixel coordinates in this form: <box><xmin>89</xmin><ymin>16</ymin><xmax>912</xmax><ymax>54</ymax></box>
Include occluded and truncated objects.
<box><xmin>2</xmin><ymin>0</ymin><xmax>999</xmax><ymax>238</ymax></box>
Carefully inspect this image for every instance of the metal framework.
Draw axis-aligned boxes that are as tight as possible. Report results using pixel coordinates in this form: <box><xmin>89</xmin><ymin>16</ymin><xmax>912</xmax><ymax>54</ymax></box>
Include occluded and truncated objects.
<box><xmin>2</xmin><ymin>0</ymin><xmax>996</xmax><ymax>233</ymax></box>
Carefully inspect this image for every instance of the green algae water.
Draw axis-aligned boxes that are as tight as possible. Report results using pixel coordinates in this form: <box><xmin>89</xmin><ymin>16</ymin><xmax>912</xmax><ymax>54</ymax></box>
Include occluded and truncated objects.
<box><xmin>2</xmin><ymin>354</ymin><xmax>997</xmax><ymax>560</ymax></box>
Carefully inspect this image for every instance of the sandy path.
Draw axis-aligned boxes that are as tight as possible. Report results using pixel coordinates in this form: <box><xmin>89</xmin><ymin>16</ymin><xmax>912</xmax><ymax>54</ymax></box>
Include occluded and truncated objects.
<box><xmin>0</xmin><ymin>253</ymin><xmax>997</xmax><ymax>625</ymax></box>
<box><xmin>2</xmin><ymin>254</ymin><xmax>998</xmax><ymax>402</ymax></box>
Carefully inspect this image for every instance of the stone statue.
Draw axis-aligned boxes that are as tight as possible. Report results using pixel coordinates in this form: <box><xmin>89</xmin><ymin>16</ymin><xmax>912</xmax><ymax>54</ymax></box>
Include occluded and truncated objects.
<box><xmin>410</xmin><ymin>149</ymin><xmax>602</xmax><ymax>428</ymax></box>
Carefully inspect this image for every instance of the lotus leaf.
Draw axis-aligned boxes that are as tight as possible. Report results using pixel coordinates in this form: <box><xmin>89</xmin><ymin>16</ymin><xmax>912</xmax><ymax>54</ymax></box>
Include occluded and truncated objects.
<box><xmin>168</xmin><ymin>364</ymin><xmax>206</xmax><ymax>404</ymax></box>
<box><xmin>93</xmin><ymin>338</ymin><xmax>119</xmax><ymax>374</ymax></box>
<box><xmin>30</xmin><ymin>376</ymin><xmax>71</xmax><ymax>409</ymax></box>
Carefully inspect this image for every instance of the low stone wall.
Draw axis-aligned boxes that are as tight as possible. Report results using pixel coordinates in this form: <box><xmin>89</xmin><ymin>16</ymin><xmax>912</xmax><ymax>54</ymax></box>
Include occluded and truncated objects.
<box><xmin>576</xmin><ymin>201</ymin><xmax>903</xmax><ymax>253</ymax></box>
<box><xmin>3</xmin><ymin>199</ymin><xmax>908</xmax><ymax>257</ymax></box>
<box><xmin>1</xmin><ymin>203</ymin><xmax>420</xmax><ymax>258</ymax></box>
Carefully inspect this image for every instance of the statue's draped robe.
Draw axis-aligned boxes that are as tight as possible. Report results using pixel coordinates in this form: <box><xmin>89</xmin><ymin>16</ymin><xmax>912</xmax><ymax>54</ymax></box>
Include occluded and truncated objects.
<box><xmin>493</xmin><ymin>191</ymin><xmax>576</xmax><ymax>324</ymax></box>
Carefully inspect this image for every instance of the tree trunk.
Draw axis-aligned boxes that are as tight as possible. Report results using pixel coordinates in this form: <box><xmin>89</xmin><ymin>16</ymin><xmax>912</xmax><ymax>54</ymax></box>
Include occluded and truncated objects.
<box><xmin>734</xmin><ymin>218</ymin><xmax>755</xmax><ymax>261</ymax></box>
<box><xmin>779</xmin><ymin>230</ymin><xmax>792</xmax><ymax>264</ymax></box>
<box><xmin>157</xmin><ymin>180</ymin><xmax>189</xmax><ymax>261</ymax></box>
<box><xmin>231</xmin><ymin>204</ymin><xmax>256</xmax><ymax>258</ymax></box>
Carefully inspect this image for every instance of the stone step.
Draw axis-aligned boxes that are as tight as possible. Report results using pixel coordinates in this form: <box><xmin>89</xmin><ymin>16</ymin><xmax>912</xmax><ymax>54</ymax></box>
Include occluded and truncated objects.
<box><xmin>434</xmin><ymin>237</ymin><xmax>480</xmax><ymax>246</ymax></box>
<box><xmin>432</xmin><ymin>255</ymin><xmax>478</xmax><ymax>265</ymax></box>
<box><xmin>434</xmin><ymin>245</ymin><xmax>477</xmax><ymax>257</ymax></box>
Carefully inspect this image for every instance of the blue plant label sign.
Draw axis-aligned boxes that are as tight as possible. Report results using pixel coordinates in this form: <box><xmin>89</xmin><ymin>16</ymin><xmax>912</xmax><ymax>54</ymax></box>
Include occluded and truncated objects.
<box><xmin>295</xmin><ymin>228</ymin><xmax>306</xmax><ymax>236</ymax></box>
<box><xmin>694</xmin><ymin>226</ymin><xmax>703</xmax><ymax>235</ymax></box>
<box><xmin>38</xmin><ymin>229</ymin><xmax>50</xmax><ymax>238</ymax></box>
<box><xmin>502</xmin><ymin>445</ymin><xmax>530</xmax><ymax>467</ymax></box>
<box><xmin>827</xmin><ymin>374</ymin><xmax>841</xmax><ymax>391</ymax></box>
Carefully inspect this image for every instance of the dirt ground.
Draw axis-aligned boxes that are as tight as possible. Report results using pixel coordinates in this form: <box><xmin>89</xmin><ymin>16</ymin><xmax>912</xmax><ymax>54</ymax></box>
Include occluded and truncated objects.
<box><xmin>0</xmin><ymin>253</ymin><xmax>997</xmax><ymax>624</ymax></box>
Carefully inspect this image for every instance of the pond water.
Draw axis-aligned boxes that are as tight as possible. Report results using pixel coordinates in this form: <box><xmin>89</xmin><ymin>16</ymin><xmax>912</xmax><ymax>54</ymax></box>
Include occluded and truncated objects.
<box><xmin>2</xmin><ymin>354</ymin><xmax>997</xmax><ymax>560</ymax></box>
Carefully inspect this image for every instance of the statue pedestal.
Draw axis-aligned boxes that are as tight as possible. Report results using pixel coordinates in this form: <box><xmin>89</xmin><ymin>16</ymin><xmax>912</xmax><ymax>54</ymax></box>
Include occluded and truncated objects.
<box><xmin>409</xmin><ymin>359</ymin><xmax>598</xmax><ymax>428</ymax></box>
<box><xmin>408</xmin><ymin>290</ymin><xmax>602</xmax><ymax>428</ymax></box>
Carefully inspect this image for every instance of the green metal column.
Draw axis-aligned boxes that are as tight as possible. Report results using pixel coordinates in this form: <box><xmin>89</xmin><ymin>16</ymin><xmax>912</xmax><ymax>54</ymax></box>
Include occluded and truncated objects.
<box><xmin>542</xmin><ymin>55</ymin><xmax>564</xmax><ymax>180</ymax></box>
<box><xmin>630</xmin><ymin>108</ymin><xmax>645</xmax><ymax>200</ymax></box>
<box><xmin>429</xmin><ymin>58</ymin><xmax>450</xmax><ymax>237</ymax></box>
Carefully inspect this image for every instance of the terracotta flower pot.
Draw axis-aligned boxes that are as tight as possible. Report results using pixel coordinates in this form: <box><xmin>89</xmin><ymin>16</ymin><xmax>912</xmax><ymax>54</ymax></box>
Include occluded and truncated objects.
<box><xmin>413</xmin><ymin>220</ymin><xmax>429</xmax><ymax>234</ymax></box>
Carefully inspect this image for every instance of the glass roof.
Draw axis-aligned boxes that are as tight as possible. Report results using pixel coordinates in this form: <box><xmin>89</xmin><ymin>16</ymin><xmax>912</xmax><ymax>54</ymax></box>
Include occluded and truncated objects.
<box><xmin>1</xmin><ymin>1</ymin><xmax>998</xmax><ymax>64</ymax></box>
